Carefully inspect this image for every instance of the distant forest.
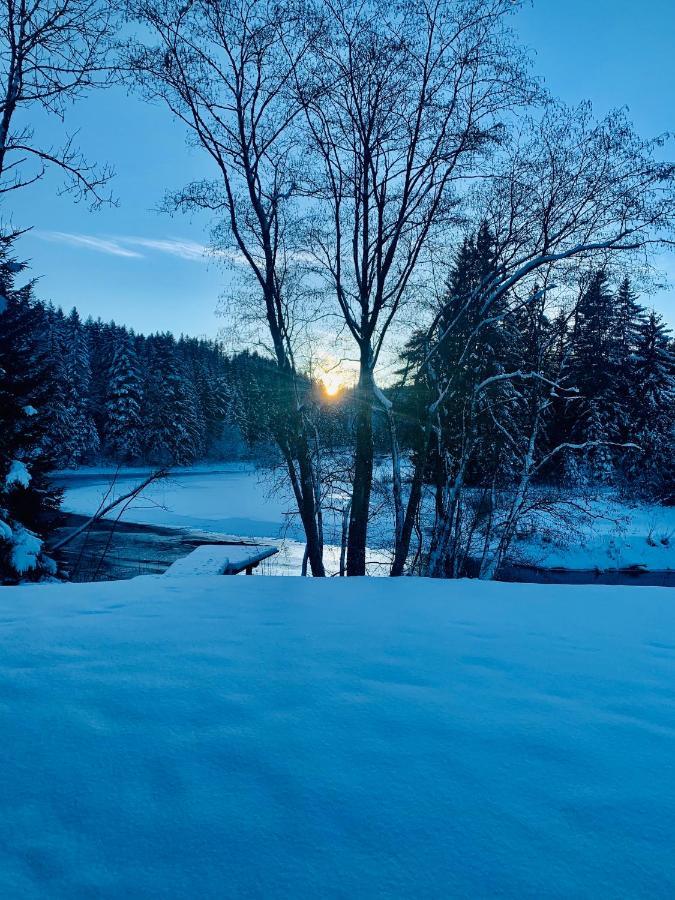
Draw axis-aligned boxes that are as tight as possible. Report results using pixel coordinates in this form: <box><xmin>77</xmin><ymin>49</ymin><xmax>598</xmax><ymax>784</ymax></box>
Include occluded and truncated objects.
<box><xmin>17</xmin><ymin>303</ymin><xmax>249</xmax><ymax>468</ymax></box>
<box><xmin>3</xmin><ymin>235</ymin><xmax>674</xmax><ymax>505</ymax></box>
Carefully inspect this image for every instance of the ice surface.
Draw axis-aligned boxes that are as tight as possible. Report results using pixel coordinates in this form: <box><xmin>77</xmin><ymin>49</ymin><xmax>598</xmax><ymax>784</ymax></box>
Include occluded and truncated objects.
<box><xmin>59</xmin><ymin>465</ymin><xmax>295</xmax><ymax>539</ymax></box>
<box><xmin>0</xmin><ymin>576</ymin><xmax>674</xmax><ymax>897</ymax></box>
<box><xmin>57</xmin><ymin>467</ymin><xmax>675</xmax><ymax>573</ymax></box>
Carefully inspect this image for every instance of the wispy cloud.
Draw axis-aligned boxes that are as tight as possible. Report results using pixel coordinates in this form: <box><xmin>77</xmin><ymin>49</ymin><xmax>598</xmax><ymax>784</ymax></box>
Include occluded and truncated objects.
<box><xmin>37</xmin><ymin>231</ymin><xmax>144</xmax><ymax>258</ymax></box>
<box><xmin>124</xmin><ymin>237</ymin><xmax>212</xmax><ymax>261</ymax></box>
<box><xmin>35</xmin><ymin>231</ymin><xmax>215</xmax><ymax>263</ymax></box>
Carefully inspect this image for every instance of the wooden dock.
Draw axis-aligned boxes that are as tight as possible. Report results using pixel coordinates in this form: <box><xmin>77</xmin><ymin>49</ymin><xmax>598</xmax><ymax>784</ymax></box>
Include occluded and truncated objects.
<box><xmin>164</xmin><ymin>543</ymin><xmax>279</xmax><ymax>577</ymax></box>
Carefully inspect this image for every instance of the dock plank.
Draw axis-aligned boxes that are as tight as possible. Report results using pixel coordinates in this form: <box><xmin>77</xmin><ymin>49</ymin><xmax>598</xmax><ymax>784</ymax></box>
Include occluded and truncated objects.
<box><xmin>164</xmin><ymin>544</ymin><xmax>278</xmax><ymax>577</ymax></box>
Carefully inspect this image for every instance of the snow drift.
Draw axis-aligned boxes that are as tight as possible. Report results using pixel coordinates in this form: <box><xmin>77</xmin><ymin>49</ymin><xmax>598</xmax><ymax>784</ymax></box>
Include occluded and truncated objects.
<box><xmin>0</xmin><ymin>576</ymin><xmax>673</xmax><ymax>897</ymax></box>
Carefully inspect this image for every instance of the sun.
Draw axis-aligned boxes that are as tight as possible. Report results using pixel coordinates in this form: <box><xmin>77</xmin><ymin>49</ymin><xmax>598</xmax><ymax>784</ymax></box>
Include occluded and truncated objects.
<box><xmin>316</xmin><ymin>354</ymin><xmax>355</xmax><ymax>398</ymax></box>
<box><xmin>321</xmin><ymin>371</ymin><xmax>345</xmax><ymax>397</ymax></box>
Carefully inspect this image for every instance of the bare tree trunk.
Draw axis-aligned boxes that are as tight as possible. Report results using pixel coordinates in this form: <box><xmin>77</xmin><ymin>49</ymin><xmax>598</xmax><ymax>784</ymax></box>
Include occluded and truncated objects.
<box><xmin>390</xmin><ymin>424</ymin><xmax>432</xmax><ymax>576</ymax></box>
<box><xmin>339</xmin><ymin>500</ymin><xmax>351</xmax><ymax>577</ymax></box>
<box><xmin>387</xmin><ymin>411</ymin><xmax>404</xmax><ymax>552</ymax></box>
<box><xmin>427</xmin><ymin>461</ymin><xmax>469</xmax><ymax>578</ymax></box>
<box><xmin>281</xmin><ymin>431</ymin><xmax>325</xmax><ymax>577</ymax></box>
<box><xmin>295</xmin><ymin>435</ymin><xmax>326</xmax><ymax>577</ymax></box>
<box><xmin>347</xmin><ymin>368</ymin><xmax>374</xmax><ymax>575</ymax></box>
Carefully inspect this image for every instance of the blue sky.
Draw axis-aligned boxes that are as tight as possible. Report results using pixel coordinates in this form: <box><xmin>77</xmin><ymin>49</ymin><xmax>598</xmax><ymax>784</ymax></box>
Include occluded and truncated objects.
<box><xmin>6</xmin><ymin>0</ymin><xmax>675</xmax><ymax>338</ymax></box>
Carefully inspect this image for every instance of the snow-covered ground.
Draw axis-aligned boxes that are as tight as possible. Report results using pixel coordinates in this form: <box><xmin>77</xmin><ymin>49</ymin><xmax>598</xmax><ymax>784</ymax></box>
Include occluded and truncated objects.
<box><xmin>0</xmin><ymin>575</ymin><xmax>674</xmax><ymax>897</ymax></box>
<box><xmin>511</xmin><ymin>495</ymin><xmax>675</xmax><ymax>572</ymax></box>
<box><xmin>57</xmin><ymin>466</ymin><xmax>675</xmax><ymax>575</ymax></box>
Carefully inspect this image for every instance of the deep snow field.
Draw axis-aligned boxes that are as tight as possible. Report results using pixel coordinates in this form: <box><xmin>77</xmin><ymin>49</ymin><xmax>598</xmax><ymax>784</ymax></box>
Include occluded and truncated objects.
<box><xmin>1</xmin><ymin>575</ymin><xmax>674</xmax><ymax>897</ymax></box>
<box><xmin>55</xmin><ymin>465</ymin><xmax>675</xmax><ymax>576</ymax></box>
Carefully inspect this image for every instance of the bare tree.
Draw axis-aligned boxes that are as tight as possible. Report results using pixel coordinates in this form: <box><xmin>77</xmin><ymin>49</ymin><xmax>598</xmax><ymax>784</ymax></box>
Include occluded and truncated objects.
<box><xmin>126</xmin><ymin>0</ymin><xmax>327</xmax><ymax>575</ymax></box>
<box><xmin>0</xmin><ymin>0</ymin><xmax>115</xmax><ymax>202</ymax></box>
<box><xmin>390</xmin><ymin>103</ymin><xmax>675</xmax><ymax>575</ymax></box>
<box><xmin>296</xmin><ymin>0</ymin><xmax>534</xmax><ymax>574</ymax></box>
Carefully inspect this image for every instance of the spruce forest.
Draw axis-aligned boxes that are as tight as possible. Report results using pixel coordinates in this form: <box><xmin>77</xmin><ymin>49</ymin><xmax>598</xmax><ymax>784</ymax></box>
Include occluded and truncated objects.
<box><xmin>3</xmin><ymin>240</ymin><xmax>674</xmax><ymax>486</ymax></box>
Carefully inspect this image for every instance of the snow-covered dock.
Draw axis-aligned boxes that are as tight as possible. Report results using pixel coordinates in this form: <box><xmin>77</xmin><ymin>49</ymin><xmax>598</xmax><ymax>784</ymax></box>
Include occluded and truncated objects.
<box><xmin>163</xmin><ymin>542</ymin><xmax>278</xmax><ymax>576</ymax></box>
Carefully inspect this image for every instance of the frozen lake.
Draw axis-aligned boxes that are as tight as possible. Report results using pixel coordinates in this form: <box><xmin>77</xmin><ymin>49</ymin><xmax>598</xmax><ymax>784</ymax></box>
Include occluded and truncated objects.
<box><xmin>52</xmin><ymin>466</ymin><xmax>675</xmax><ymax>581</ymax></box>
<box><xmin>53</xmin><ymin>466</ymin><xmax>391</xmax><ymax>578</ymax></box>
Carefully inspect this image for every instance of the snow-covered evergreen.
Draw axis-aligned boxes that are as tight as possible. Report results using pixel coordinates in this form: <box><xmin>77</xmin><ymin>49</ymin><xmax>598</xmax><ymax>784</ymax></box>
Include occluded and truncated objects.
<box><xmin>61</xmin><ymin>308</ymin><xmax>100</xmax><ymax>466</ymax></box>
<box><xmin>0</xmin><ymin>237</ymin><xmax>61</xmax><ymax>583</ymax></box>
<box><xmin>142</xmin><ymin>333</ymin><xmax>205</xmax><ymax>465</ymax></box>
<box><xmin>567</xmin><ymin>270</ymin><xmax>624</xmax><ymax>481</ymax></box>
<box><xmin>103</xmin><ymin>330</ymin><xmax>144</xmax><ymax>461</ymax></box>
<box><xmin>1</xmin><ymin>251</ymin><xmax>672</xmax><ymax>533</ymax></box>
<box><xmin>628</xmin><ymin>311</ymin><xmax>675</xmax><ymax>501</ymax></box>
<box><xmin>5</xmin><ymin>305</ymin><xmax>251</xmax><ymax>469</ymax></box>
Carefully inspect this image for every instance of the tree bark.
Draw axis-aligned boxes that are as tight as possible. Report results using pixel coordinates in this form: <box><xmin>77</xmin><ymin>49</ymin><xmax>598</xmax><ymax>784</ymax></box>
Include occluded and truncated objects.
<box><xmin>280</xmin><ymin>425</ymin><xmax>325</xmax><ymax>578</ymax></box>
<box><xmin>295</xmin><ymin>431</ymin><xmax>326</xmax><ymax>577</ymax></box>
<box><xmin>390</xmin><ymin>424</ymin><xmax>432</xmax><ymax>576</ymax></box>
<box><xmin>346</xmin><ymin>368</ymin><xmax>374</xmax><ymax>576</ymax></box>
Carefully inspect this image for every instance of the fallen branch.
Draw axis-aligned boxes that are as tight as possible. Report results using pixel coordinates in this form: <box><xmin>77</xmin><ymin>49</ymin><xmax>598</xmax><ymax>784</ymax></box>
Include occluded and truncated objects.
<box><xmin>50</xmin><ymin>468</ymin><xmax>170</xmax><ymax>553</ymax></box>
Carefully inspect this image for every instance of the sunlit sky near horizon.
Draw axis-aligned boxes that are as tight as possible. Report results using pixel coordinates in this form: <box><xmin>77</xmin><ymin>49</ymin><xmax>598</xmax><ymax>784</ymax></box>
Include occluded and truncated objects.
<box><xmin>5</xmin><ymin>0</ymin><xmax>675</xmax><ymax>342</ymax></box>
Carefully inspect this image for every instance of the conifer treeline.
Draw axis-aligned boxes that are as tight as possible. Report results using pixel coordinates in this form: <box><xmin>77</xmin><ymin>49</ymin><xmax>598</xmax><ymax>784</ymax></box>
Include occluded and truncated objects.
<box><xmin>2</xmin><ymin>231</ymin><xmax>674</xmax><ymax>584</ymax></box>
<box><xmin>10</xmin><ymin>253</ymin><xmax>675</xmax><ymax>497</ymax></box>
<box><xmin>562</xmin><ymin>271</ymin><xmax>674</xmax><ymax>493</ymax></box>
<box><xmin>29</xmin><ymin>304</ymin><xmax>258</xmax><ymax>467</ymax></box>
<box><xmin>398</xmin><ymin>227</ymin><xmax>675</xmax><ymax>504</ymax></box>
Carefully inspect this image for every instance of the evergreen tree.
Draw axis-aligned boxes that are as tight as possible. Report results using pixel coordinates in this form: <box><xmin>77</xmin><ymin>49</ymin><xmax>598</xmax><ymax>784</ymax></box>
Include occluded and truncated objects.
<box><xmin>142</xmin><ymin>333</ymin><xmax>204</xmax><ymax>464</ymax></box>
<box><xmin>179</xmin><ymin>336</ymin><xmax>231</xmax><ymax>456</ymax></box>
<box><xmin>434</xmin><ymin>223</ymin><xmax>516</xmax><ymax>483</ymax></box>
<box><xmin>0</xmin><ymin>238</ymin><xmax>62</xmax><ymax>582</ymax></box>
<box><xmin>567</xmin><ymin>270</ymin><xmax>623</xmax><ymax>481</ymax></box>
<box><xmin>41</xmin><ymin>305</ymin><xmax>74</xmax><ymax>467</ymax></box>
<box><xmin>89</xmin><ymin>320</ymin><xmax>119</xmax><ymax>436</ymax></box>
<box><xmin>61</xmin><ymin>308</ymin><xmax>100</xmax><ymax>465</ymax></box>
<box><xmin>103</xmin><ymin>330</ymin><xmax>144</xmax><ymax>461</ymax></box>
<box><xmin>615</xmin><ymin>277</ymin><xmax>644</xmax><ymax>360</ymax></box>
<box><xmin>628</xmin><ymin>311</ymin><xmax>675</xmax><ymax>500</ymax></box>
<box><xmin>613</xmin><ymin>276</ymin><xmax>645</xmax><ymax>443</ymax></box>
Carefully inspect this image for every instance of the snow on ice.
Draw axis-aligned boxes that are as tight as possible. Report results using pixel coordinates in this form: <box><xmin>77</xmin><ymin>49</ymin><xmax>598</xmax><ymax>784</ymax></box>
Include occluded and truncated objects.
<box><xmin>0</xmin><ymin>575</ymin><xmax>674</xmax><ymax>897</ymax></box>
<box><xmin>57</xmin><ymin>466</ymin><xmax>675</xmax><ymax>574</ymax></box>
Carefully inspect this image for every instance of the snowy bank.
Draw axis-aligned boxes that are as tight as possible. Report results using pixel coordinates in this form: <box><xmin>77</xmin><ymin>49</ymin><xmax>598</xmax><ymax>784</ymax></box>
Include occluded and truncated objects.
<box><xmin>0</xmin><ymin>576</ymin><xmax>674</xmax><ymax>896</ymax></box>
<box><xmin>512</xmin><ymin>496</ymin><xmax>675</xmax><ymax>573</ymax></box>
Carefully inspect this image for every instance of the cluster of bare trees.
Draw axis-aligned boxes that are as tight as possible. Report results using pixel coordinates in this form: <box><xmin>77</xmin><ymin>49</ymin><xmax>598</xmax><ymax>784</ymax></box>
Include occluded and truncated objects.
<box><xmin>121</xmin><ymin>0</ymin><xmax>674</xmax><ymax>577</ymax></box>
<box><xmin>2</xmin><ymin>0</ymin><xmax>673</xmax><ymax>578</ymax></box>
<box><xmin>389</xmin><ymin>103</ymin><xmax>675</xmax><ymax>576</ymax></box>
